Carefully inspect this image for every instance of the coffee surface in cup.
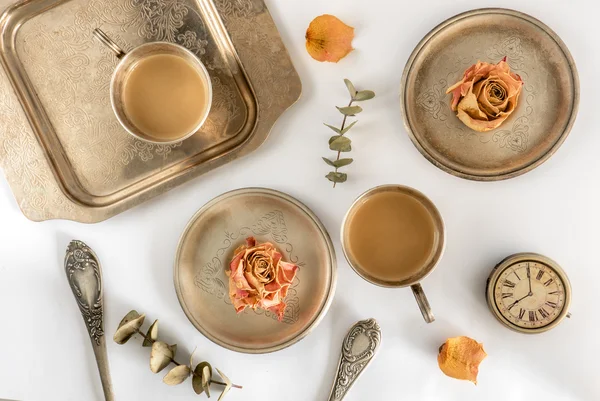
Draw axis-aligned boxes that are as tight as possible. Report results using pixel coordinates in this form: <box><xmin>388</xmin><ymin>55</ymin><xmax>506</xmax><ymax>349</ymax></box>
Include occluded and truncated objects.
<box><xmin>345</xmin><ymin>190</ymin><xmax>436</xmax><ymax>283</ymax></box>
<box><xmin>122</xmin><ymin>53</ymin><xmax>209</xmax><ymax>141</ymax></box>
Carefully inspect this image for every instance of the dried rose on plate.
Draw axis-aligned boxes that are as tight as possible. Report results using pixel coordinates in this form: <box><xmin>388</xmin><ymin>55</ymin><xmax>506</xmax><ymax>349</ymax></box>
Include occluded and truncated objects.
<box><xmin>438</xmin><ymin>336</ymin><xmax>487</xmax><ymax>384</ymax></box>
<box><xmin>446</xmin><ymin>57</ymin><xmax>523</xmax><ymax>132</ymax></box>
<box><xmin>305</xmin><ymin>14</ymin><xmax>354</xmax><ymax>62</ymax></box>
<box><xmin>227</xmin><ymin>237</ymin><xmax>299</xmax><ymax>321</ymax></box>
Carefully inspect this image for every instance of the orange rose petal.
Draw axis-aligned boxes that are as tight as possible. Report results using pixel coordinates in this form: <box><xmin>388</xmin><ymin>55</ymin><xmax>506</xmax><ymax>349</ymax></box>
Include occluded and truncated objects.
<box><xmin>457</xmin><ymin>91</ymin><xmax>488</xmax><ymax>120</ymax></box>
<box><xmin>457</xmin><ymin>109</ymin><xmax>503</xmax><ymax>132</ymax></box>
<box><xmin>438</xmin><ymin>336</ymin><xmax>487</xmax><ymax>384</ymax></box>
<box><xmin>305</xmin><ymin>14</ymin><xmax>354</xmax><ymax>63</ymax></box>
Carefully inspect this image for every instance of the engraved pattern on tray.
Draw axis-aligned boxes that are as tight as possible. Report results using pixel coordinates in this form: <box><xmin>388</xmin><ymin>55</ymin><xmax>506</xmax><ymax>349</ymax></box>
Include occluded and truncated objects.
<box><xmin>17</xmin><ymin>0</ymin><xmax>246</xmax><ymax>195</ymax></box>
<box><xmin>0</xmin><ymin>0</ymin><xmax>301</xmax><ymax>222</ymax></box>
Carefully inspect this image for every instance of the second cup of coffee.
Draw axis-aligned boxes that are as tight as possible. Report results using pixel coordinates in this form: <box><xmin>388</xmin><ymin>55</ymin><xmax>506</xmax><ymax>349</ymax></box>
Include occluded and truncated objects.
<box><xmin>341</xmin><ymin>184</ymin><xmax>445</xmax><ymax>323</ymax></box>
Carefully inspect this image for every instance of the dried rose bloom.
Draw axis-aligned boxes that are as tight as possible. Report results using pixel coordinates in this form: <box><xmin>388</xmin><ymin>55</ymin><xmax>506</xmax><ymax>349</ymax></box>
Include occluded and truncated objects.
<box><xmin>446</xmin><ymin>57</ymin><xmax>523</xmax><ymax>132</ymax></box>
<box><xmin>227</xmin><ymin>237</ymin><xmax>299</xmax><ymax>321</ymax></box>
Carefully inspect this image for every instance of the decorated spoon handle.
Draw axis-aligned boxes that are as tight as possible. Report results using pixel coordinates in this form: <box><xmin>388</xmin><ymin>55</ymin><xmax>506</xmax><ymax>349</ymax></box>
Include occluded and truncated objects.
<box><xmin>327</xmin><ymin>318</ymin><xmax>382</xmax><ymax>401</ymax></box>
<box><xmin>65</xmin><ymin>240</ymin><xmax>115</xmax><ymax>401</ymax></box>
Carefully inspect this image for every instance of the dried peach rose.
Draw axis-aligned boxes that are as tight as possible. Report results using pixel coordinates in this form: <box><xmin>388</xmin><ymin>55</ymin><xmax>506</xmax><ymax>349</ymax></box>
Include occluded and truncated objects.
<box><xmin>227</xmin><ymin>237</ymin><xmax>299</xmax><ymax>321</ymax></box>
<box><xmin>437</xmin><ymin>336</ymin><xmax>487</xmax><ymax>384</ymax></box>
<box><xmin>446</xmin><ymin>57</ymin><xmax>523</xmax><ymax>132</ymax></box>
<box><xmin>305</xmin><ymin>14</ymin><xmax>354</xmax><ymax>62</ymax></box>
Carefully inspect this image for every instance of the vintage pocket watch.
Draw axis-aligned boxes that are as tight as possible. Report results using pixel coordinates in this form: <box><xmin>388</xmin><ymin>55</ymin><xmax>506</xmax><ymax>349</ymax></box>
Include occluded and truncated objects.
<box><xmin>486</xmin><ymin>253</ymin><xmax>571</xmax><ymax>334</ymax></box>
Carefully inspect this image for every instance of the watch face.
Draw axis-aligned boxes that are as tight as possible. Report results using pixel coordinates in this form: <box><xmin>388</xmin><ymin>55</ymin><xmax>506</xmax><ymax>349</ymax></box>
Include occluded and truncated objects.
<box><xmin>491</xmin><ymin>257</ymin><xmax>569</xmax><ymax>332</ymax></box>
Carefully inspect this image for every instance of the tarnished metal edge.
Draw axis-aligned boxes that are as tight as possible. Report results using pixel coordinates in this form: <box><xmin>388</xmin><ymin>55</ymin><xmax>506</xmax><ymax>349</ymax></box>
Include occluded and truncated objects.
<box><xmin>0</xmin><ymin>0</ymin><xmax>302</xmax><ymax>222</ymax></box>
<box><xmin>173</xmin><ymin>187</ymin><xmax>337</xmax><ymax>354</ymax></box>
<box><xmin>399</xmin><ymin>7</ymin><xmax>579</xmax><ymax>181</ymax></box>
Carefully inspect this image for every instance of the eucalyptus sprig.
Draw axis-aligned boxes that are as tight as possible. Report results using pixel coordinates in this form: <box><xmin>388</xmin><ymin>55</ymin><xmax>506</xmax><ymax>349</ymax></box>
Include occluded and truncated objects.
<box><xmin>114</xmin><ymin>310</ymin><xmax>242</xmax><ymax>400</ymax></box>
<box><xmin>323</xmin><ymin>79</ymin><xmax>375</xmax><ymax>187</ymax></box>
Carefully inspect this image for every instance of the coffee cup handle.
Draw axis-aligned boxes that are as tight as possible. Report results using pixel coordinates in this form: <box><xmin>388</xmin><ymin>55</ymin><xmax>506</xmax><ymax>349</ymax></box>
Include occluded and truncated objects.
<box><xmin>411</xmin><ymin>283</ymin><xmax>435</xmax><ymax>323</ymax></box>
<box><xmin>92</xmin><ymin>28</ymin><xmax>126</xmax><ymax>59</ymax></box>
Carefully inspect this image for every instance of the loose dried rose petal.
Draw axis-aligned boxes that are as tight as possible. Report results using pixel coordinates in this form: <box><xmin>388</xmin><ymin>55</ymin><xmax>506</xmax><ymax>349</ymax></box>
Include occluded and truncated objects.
<box><xmin>437</xmin><ymin>336</ymin><xmax>487</xmax><ymax>384</ymax></box>
<box><xmin>305</xmin><ymin>14</ymin><xmax>354</xmax><ymax>63</ymax></box>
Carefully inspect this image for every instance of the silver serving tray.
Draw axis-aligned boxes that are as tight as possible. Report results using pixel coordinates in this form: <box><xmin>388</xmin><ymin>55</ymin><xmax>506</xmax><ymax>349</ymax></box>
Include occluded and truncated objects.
<box><xmin>0</xmin><ymin>0</ymin><xmax>301</xmax><ymax>222</ymax></box>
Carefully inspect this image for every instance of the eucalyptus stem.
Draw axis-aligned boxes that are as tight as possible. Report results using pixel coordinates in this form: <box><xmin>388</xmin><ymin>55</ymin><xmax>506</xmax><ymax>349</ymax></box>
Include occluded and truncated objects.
<box><xmin>333</xmin><ymin>98</ymin><xmax>355</xmax><ymax>188</ymax></box>
<box><xmin>212</xmin><ymin>379</ymin><xmax>241</xmax><ymax>388</ymax></box>
<box><xmin>323</xmin><ymin>79</ymin><xmax>375</xmax><ymax>187</ymax></box>
<box><xmin>134</xmin><ymin>328</ymin><xmax>243</xmax><ymax>389</ymax></box>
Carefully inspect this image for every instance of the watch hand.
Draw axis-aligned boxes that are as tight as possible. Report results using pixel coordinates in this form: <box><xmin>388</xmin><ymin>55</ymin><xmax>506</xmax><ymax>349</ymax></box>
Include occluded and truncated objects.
<box><xmin>508</xmin><ymin>293</ymin><xmax>531</xmax><ymax>310</ymax></box>
<box><xmin>527</xmin><ymin>265</ymin><xmax>533</xmax><ymax>295</ymax></box>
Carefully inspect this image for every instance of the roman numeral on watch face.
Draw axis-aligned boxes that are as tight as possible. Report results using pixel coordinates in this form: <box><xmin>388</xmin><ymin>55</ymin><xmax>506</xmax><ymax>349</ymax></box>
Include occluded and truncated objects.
<box><xmin>544</xmin><ymin>278</ymin><xmax>554</xmax><ymax>286</ymax></box>
<box><xmin>502</xmin><ymin>292</ymin><xmax>513</xmax><ymax>299</ymax></box>
<box><xmin>538</xmin><ymin>308</ymin><xmax>549</xmax><ymax>318</ymax></box>
<box><xmin>504</xmin><ymin>279</ymin><xmax>516</xmax><ymax>288</ymax></box>
<box><xmin>545</xmin><ymin>301</ymin><xmax>557</xmax><ymax>308</ymax></box>
<box><xmin>536</xmin><ymin>270</ymin><xmax>544</xmax><ymax>281</ymax></box>
<box><xmin>518</xmin><ymin>308</ymin><xmax>525</xmax><ymax>320</ymax></box>
<box><xmin>529</xmin><ymin>311</ymin><xmax>537</xmax><ymax>322</ymax></box>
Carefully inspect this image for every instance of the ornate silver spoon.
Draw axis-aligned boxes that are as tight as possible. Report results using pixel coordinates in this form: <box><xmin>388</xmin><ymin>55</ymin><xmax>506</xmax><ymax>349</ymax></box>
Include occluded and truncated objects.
<box><xmin>65</xmin><ymin>240</ymin><xmax>115</xmax><ymax>401</ymax></box>
<box><xmin>327</xmin><ymin>318</ymin><xmax>382</xmax><ymax>401</ymax></box>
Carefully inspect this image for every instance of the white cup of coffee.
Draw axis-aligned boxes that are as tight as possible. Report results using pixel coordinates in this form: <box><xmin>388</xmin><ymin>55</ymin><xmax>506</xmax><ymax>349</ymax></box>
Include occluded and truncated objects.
<box><xmin>93</xmin><ymin>28</ymin><xmax>212</xmax><ymax>144</ymax></box>
<box><xmin>341</xmin><ymin>184</ymin><xmax>446</xmax><ymax>323</ymax></box>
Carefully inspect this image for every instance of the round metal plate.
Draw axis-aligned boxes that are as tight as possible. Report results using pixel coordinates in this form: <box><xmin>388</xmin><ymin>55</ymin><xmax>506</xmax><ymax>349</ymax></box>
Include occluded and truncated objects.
<box><xmin>400</xmin><ymin>8</ymin><xmax>579</xmax><ymax>181</ymax></box>
<box><xmin>174</xmin><ymin>188</ymin><xmax>336</xmax><ymax>353</ymax></box>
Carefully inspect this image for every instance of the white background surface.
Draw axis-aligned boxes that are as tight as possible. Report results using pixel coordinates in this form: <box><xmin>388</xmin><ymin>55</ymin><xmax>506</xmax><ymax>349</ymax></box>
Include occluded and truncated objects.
<box><xmin>0</xmin><ymin>0</ymin><xmax>598</xmax><ymax>400</ymax></box>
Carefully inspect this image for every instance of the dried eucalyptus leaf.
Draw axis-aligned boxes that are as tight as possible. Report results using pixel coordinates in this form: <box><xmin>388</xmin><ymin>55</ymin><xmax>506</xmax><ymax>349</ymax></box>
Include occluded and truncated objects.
<box><xmin>333</xmin><ymin>158</ymin><xmax>353</xmax><ymax>168</ymax></box>
<box><xmin>323</xmin><ymin>123</ymin><xmax>341</xmax><ymax>134</ymax></box>
<box><xmin>198</xmin><ymin>361</ymin><xmax>213</xmax><ymax>378</ymax></box>
<box><xmin>142</xmin><ymin>320</ymin><xmax>158</xmax><ymax>347</ymax></box>
<box><xmin>192</xmin><ymin>375</ymin><xmax>203</xmax><ymax>394</ymax></box>
<box><xmin>329</xmin><ymin>136</ymin><xmax>351</xmax><ymax>152</ymax></box>
<box><xmin>193</xmin><ymin>362</ymin><xmax>213</xmax><ymax>395</ymax></box>
<box><xmin>336</xmin><ymin>105</ymin><xmax>362</xmax><ymax>116</ymax></box>
<box><xmin>189</xmin><ymin>347</ymin><xmax>197</xmax><ymax>370</ymax></box>
<box><xmin>325</xmin><ymin>172</ymin><xmax>347</xmax><ymax>183</ymax></box>
<box><xmin>344</xmin><ymin>78</ymin><xmax>357</xmax><ymax>97</ymax></box>
<box><xmin>150</xmin><ymin>341</ymin><xmax>173</xmax><ymax>373</ymax></box>
<box><xmin>341</xmin><ymin>120</ymin><xmax>357</xmax><ymax>134</ymax></box>
<box><xmin>322</xmin><ymin>157</ymin><xmax>336</xmax><ymax>167</ymax></box>
<box><xmin>192</xmin><ymin>374</ymin><xmax>204</xmax><ymax>395</ymax></box>
<box><xmin>202</xmin><ymin>365</ymin><xmax>211</xmax><ymax>398</ymax></box>
<box><xmin>113</xmin><ymin>313</ymin><xmax>145</xmax><ymax>345</ymax></box>
<box><xmin>354</xmin><ymin>90</ymin><xmax>375</xmax><ymax>101</ymax></box>
<box><xmin>215</xmin><ymin>368</ymin><xmax>232</xmax><ymax>401</ymax></box>
<box><xmin>163</xmin><ymin>364</ymin><xmax>191</xmax><ymax>385</ymax></box>
<box><xmin>117</xmin><ymin>310</ymin><xmax>140</xmax><ymax>329</ymax></box>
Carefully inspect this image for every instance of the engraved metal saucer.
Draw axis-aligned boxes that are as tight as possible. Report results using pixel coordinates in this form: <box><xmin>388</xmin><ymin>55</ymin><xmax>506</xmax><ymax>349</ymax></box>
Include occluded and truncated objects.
<box><xmin>400</xmin><ymin>8</ymin><xmax>579</xmax><ymax>181</ymax></box>
<box><xmin>174</xmin><ymin>188</ymin><xmax>337</xmax><ymax>354</ymax></box>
